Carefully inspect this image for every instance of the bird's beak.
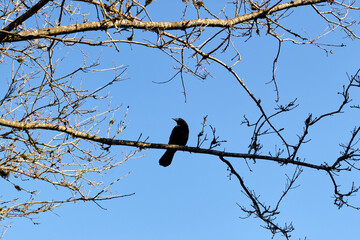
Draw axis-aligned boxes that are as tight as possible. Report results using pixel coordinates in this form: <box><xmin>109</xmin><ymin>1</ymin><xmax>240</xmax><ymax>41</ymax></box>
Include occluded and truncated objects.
<box><xmin>172</xmin><ymin>118</ymin><xmax>178</xmax><ymax>122</ymax></box>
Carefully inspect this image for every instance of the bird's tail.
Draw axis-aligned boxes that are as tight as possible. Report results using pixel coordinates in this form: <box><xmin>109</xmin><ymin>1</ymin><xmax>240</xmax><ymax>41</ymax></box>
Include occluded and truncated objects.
<box><xmin>159</xmin><ymin>150</ymin><xmax>176</xmax><ymax>167</ymax></box>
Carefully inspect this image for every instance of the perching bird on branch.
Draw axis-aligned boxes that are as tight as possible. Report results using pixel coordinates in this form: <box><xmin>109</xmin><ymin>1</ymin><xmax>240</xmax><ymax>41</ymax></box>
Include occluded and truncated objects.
<box><xmin>159</xmin><ymin>118</ymin><xmax>189</xmax><ymax>167</ymax></box>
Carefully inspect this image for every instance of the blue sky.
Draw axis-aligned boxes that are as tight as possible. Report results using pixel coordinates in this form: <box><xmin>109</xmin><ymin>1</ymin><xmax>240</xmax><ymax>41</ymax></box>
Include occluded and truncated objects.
<box><xmin>2</xmin><ymin>0</ymin><xmax>360</xmax><ymax>239</ymax></box>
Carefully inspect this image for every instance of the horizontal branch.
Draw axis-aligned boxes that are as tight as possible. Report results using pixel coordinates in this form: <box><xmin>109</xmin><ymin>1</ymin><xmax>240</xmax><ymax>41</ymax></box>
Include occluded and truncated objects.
<box><xmin>0</xmin><ymin>118</ymin><xmax>330</xmax><ymax>171</ymax></box>
<box><xmin>1</xmin><ymin>0</ymin><xmax>327</xmax><ymax>42</ymax></box>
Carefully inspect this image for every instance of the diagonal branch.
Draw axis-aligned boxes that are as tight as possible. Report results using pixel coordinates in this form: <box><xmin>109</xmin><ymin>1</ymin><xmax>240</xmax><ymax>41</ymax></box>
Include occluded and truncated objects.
<box><xmin>220</xmin><ymin>156</ymin><xmax>293</xmax><ymax>239</ymax></box>
<box><xmin>0</xmin><ymin>0</ymin><xmax>53</xmax><ymax>42</ymax></box>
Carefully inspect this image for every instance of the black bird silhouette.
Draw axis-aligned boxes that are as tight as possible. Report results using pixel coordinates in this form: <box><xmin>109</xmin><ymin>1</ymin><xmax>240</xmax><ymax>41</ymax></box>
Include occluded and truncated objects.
<box><xmin>159</xmin><ymin>118</ymin><xmax>189</xmax><ymax>167</ymax></box>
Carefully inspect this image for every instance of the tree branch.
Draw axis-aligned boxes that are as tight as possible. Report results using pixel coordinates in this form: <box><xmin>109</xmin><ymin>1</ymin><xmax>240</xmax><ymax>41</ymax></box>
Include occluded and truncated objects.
<box><xmin>1</xmin><ymin>0</ymin><xmax>328</xmax><ymax>43</ymax></box>
<box><xmin>0</xmin><ymin>118</ymin><xmax>331</xmax><ymax>171</ymax></box>
<box><xmin>0</xmin><ymin>0</ymin><xmax>52</xmax><ymax>42</ymax></box>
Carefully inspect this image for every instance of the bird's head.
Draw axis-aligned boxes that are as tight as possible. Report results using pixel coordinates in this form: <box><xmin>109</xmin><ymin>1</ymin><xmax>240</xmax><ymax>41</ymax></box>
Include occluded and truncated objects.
<box><xmin>172</xmin><ymin>118</ymin><xmax>187</xmax><ymax>126</ymax></box>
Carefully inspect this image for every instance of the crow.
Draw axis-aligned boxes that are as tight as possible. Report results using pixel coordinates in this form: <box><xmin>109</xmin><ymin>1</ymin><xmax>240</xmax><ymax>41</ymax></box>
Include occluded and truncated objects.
<box><xmin>159</xmin><ymin>118</ymin><xmax>189</xmax><ymax>167</ymax></box>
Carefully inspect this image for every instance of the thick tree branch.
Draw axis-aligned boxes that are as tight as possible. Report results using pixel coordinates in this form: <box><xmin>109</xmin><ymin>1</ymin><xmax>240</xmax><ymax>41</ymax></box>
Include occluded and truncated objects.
<box><xmin>0</xmin><ymin>118</ymin><xmax>331</xmax><ymax>171</ymax></box>
<box><xmin>1</xmin><ymin>0</ymin><xmax>327</xmax><ymax>43</ymax></box>
<box><xmin>0</xmin><ymin>0</ymin><xmax>52</xmax><ymax>42</ymax></box>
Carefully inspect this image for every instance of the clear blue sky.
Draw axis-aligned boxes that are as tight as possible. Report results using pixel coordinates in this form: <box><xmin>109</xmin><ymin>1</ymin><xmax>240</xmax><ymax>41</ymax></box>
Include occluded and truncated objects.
<box><xmin>2</xmin><ymin>1</ymin><xmax>360</xmax><ymax>239</ymax></box>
